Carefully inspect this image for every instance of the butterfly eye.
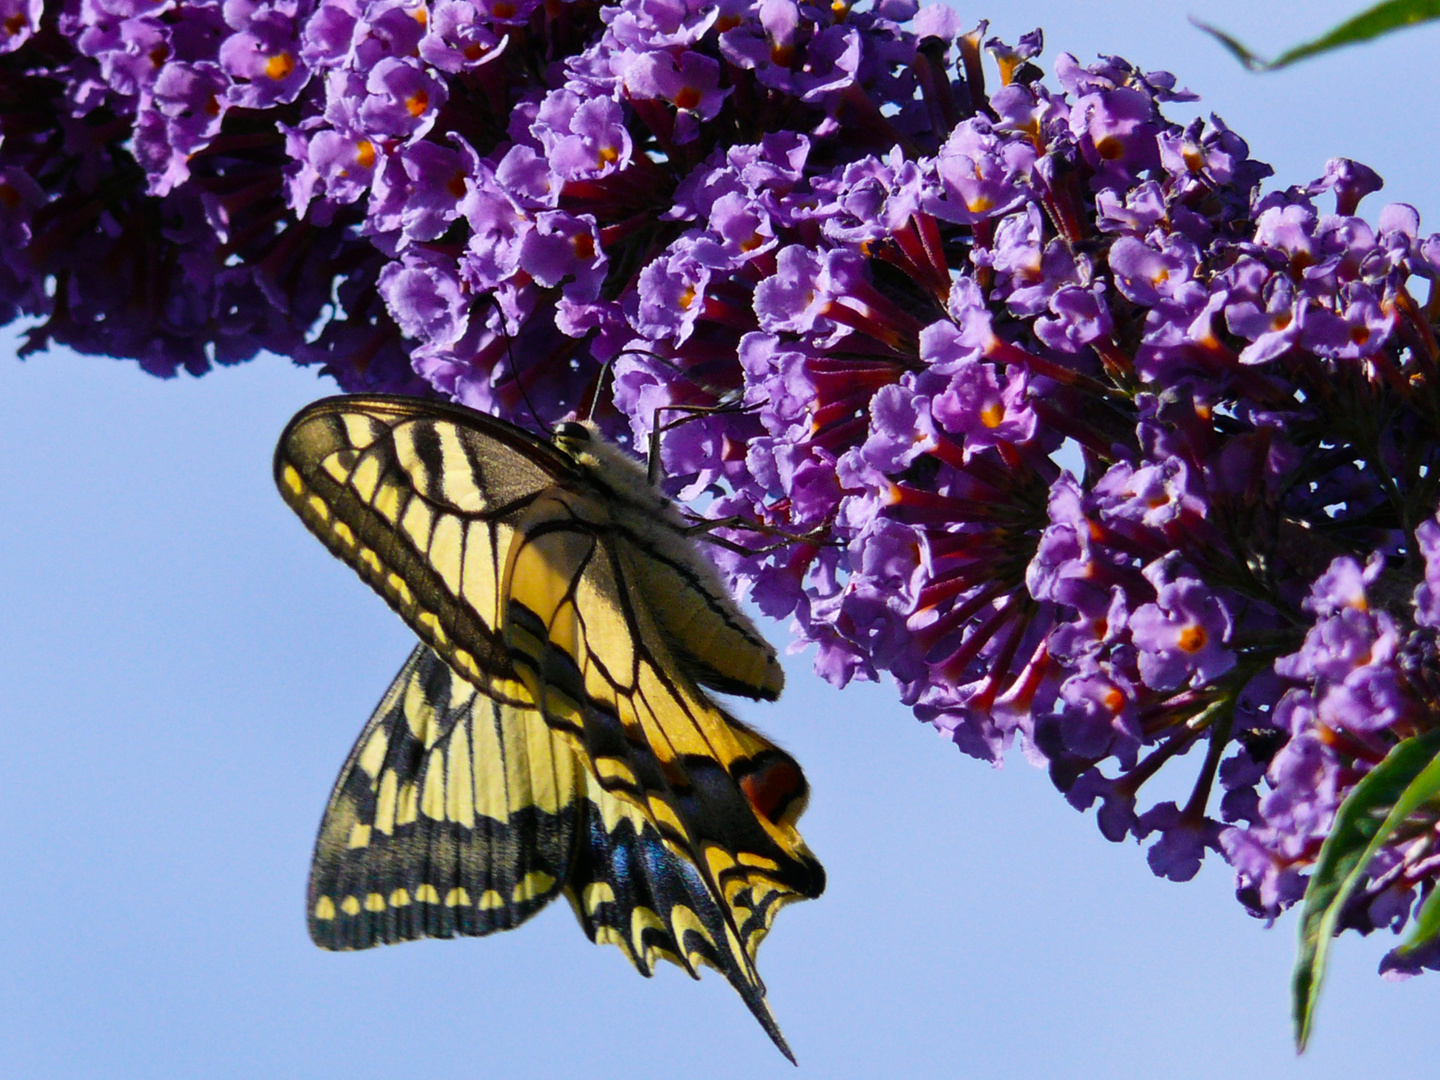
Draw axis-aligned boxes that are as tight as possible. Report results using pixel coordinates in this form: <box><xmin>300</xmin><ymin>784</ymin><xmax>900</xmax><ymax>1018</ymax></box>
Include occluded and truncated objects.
<box><xmin>554</xmin><ymin>420</ymin><xmax>590</xmax><ymax>443</ymax></box>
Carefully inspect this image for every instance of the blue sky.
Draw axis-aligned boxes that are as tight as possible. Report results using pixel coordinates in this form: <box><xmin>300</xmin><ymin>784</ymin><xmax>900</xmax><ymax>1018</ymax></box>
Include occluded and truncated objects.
<box><xmin>2</xmin><ymin>3</ymin><xmax>1437</xmax><ymax>1077</ymax></box>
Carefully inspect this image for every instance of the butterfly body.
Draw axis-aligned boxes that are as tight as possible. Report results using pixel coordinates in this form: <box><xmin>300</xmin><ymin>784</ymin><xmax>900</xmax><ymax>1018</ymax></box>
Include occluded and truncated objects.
<box><xmin>276</xmin><ymin>395</ymin><xmax>822</xmax><ymax>1060</ymax></box>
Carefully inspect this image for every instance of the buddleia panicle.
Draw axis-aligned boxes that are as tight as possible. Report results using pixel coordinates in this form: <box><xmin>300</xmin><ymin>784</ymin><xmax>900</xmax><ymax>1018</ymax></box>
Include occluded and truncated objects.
<box><xmin>10</xmin><ymin>0</ymin><xmax>1440</xmax><ymax>986</ymax></box>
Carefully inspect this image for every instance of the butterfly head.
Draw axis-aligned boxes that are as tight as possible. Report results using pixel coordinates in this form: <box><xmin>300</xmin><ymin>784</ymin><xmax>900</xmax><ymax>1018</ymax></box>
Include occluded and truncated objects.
<box><xmin>550</xmin><ymin>419</ymin><xmax>607</xmax><ymax>471</ymax></box>
<box><xmin>551</xmin><ymin>419</ymin><xmax>595</xmax><ymax>450</ymax></box>
<box><xmin>551</xmin><ymin>418</ymin><xmax>662</xmax><ymax>504</ymax></box>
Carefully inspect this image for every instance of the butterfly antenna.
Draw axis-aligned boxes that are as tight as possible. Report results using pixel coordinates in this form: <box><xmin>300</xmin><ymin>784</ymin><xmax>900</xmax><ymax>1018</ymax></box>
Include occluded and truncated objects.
<box><xmin>582</xmin><ymin>341</ymin><xmax>675</xmax><ymax>420</ymax></box>
<box><xmin>582</xmin><ymin>352</ymin><xmax>617</xmax><ymax>424</ymax></box>
<box><xmin>485</xmin><ymin>294</ymin><xmax>544</xmax><ymax>432</ymax></box>
<box><xmin>578</xmin><ymin>345</ymin><xmax>663</xmax><ymax>477</ymax></box>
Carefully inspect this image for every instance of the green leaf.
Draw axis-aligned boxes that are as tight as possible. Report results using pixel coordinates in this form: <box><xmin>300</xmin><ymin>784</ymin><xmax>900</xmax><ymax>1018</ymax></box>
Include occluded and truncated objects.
<box><xmin>1195</xmin><ymin>1</ymin><xmax>1440</xmax><ymax>71</ymax></box>
<box><xmin>1292</xmin><ymin>728</ymin><xmax>1440</xmax><ymax>1052</ymax></box>
<box><xmin>1398</xmin><ymin>879</ymin><xmax>1440</xmax><ymax>953</ymax></box>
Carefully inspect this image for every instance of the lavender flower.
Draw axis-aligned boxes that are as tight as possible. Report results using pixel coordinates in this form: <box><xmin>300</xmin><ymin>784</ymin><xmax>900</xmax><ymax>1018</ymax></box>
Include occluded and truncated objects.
<box><xmin>6</xmin><ymin>0</ymin><xmax>1440</xmax><ymax>986</ymax></box>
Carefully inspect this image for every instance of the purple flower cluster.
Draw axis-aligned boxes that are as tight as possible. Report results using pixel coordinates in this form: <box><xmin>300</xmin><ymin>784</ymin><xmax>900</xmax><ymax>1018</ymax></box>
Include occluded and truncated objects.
<box><xmin>7</xmin><ymin>0</ymin><xmax>1440</xmax><ymax>973</ymax></box>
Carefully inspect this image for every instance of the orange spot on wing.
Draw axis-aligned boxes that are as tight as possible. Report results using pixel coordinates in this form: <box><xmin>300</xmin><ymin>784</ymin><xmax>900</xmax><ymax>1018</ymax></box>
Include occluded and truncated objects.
<box><xmin>741</xmin><ymin>759</ymin><xmax>802</xmax><ymax>824</ymax></box>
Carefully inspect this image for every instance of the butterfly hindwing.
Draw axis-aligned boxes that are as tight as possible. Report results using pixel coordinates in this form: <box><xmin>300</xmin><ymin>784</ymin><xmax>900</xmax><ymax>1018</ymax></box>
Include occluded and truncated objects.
<box><xmin>309</xmin><ymin>645</ymin><xmax>578</xmax><ymax>948</ymax></box>
<box><xmin>499</xmin><ymin>487</ymin><xmax>822</xmax><ymax>901</ymax></box>
<box><xmin>312</xmin><ymin>645</ymin><xmax>806</xmax><ymax>1054</ymax></box>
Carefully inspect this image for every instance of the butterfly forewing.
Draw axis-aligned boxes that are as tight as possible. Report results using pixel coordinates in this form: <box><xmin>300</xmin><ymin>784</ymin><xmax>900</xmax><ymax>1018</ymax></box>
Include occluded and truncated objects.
<box><xmin>617</xmin><ymin>530</ymin><xmax>786</xmax><ymax>700</ymax></box>
<box><xmin>276</xmin><ymin>397</ymin><xmax>573</xmax><ymax>700</ymax></box>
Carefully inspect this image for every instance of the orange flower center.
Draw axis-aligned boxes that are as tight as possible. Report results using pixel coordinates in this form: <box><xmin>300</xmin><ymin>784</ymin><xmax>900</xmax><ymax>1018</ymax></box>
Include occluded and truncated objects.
<box><xmin>1094</xmin><ymin>135</ymin><xmax>1124</xmax><ymax>161</ymax></box>
<box><xmin>265</xmin><ymin>52</ymin><xmax>295</xmax><ymax>80</ymax></box>
<box><xmin>1176</xmin><ymin>625</ymin><xmax>1207</xmax><ymax>653</ymax></box>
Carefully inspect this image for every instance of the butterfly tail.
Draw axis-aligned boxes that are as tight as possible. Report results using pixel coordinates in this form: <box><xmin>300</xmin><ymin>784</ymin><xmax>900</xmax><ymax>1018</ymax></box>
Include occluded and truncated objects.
<box><xmin>560</xmin><ymin>770</ymin><xmax>799</xmax><ymax>1063</ymax></box>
